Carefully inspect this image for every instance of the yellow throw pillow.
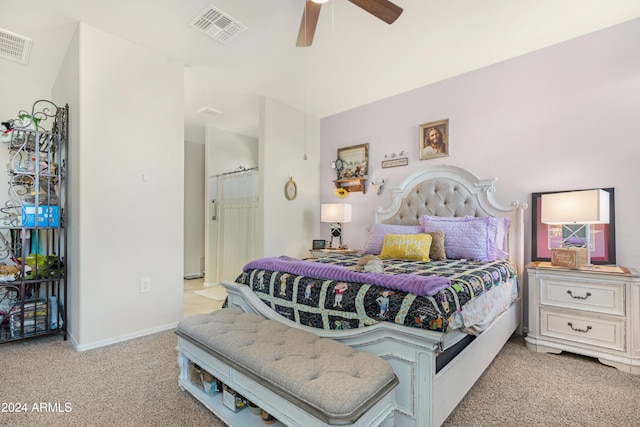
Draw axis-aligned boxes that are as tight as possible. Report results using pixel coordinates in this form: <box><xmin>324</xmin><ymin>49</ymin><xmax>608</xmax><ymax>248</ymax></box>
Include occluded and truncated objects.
<box><xmin>379</xmin><ymin>234</ymin><xmax>433</xmax><ymax>262</ymax></box>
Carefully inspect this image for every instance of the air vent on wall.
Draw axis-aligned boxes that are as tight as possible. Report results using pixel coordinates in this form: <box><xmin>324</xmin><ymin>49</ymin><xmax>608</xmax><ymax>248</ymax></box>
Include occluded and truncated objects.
<box><xmin>197</xmin><ymin>107</ymin><xmax>223</xmax><ymax>118</ymax></box>
<box><xmin>0</xmin><ymin>28</ymin><xmax>32</xmax><ymax>64</ymax></box>
<box><xmin>189</xmin><ymin>4</ymin><xmax>247</xmax><ymax>45</ymax></box>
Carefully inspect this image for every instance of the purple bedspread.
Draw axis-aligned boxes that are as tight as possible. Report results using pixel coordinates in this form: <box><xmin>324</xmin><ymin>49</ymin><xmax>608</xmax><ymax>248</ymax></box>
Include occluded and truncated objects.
<box><xmin>243</xmin><ymin>256</ymin><xmax>451</xmax><ymax>297</ymax></box>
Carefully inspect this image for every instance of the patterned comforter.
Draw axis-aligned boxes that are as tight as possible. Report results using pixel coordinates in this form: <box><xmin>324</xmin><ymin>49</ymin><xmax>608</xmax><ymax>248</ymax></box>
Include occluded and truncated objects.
<box><xmin>235</xmin><ymin>254</ymin><xmax>516</xmax><ymax>333</ymax></box>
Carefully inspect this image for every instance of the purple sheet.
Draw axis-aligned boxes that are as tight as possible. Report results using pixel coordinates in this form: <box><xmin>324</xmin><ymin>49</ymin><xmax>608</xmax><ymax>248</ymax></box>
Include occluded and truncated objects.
<box><xmin>243</xmin><ymin>256</ymin><xmax>451</xmax><ymax>297</ymax></box>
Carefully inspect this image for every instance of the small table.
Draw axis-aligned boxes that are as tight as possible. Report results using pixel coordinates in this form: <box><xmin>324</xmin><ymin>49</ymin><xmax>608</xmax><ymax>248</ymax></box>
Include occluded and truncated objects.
<box><xmin>525</xmin><ymin>261</ymin><xmax>640</xmax><ymax>374</ymax></box>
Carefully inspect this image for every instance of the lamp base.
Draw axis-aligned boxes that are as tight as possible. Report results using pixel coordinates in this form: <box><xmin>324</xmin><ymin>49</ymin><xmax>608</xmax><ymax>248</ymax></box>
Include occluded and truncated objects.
<box><xmin>329</xmin><ymin>222</ymin><xmax>342</xmax><ymax>249</ymax></box>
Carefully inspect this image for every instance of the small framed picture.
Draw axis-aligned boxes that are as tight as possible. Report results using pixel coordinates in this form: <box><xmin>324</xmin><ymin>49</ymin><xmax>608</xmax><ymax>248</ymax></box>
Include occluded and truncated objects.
<box><xmin>381</xmin><ymin>157</ymin><xmax>408</xmax><ymax>168</ymax></box>
<box><xmin>419</xmin><ymin>119</ymin><xmax>449</xmax><ymax>160</ymax></box>
<box><xmin>312</xmin><ymin>239</ymin><xmax>326</xmax><ymax>250</ymax></box>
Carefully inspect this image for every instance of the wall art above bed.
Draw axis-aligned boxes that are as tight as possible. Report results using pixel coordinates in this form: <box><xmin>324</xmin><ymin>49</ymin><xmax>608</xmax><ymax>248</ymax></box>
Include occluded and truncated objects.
<box><xmin>419</xmin><ymin>118</ymin><xmax>449</xmax><ymax>160</ymax></box>
<box><xmin>333</xmin><ymin>143</ymin><xmax>369</xmax><ymax>193</ymax></box>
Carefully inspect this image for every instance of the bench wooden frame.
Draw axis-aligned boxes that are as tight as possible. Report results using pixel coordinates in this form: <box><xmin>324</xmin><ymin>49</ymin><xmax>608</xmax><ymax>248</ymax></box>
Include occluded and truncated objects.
<box><xmin>176</xmin><ymin>311</ymin><xmax>399</xmax><ymax>427</ymax></box>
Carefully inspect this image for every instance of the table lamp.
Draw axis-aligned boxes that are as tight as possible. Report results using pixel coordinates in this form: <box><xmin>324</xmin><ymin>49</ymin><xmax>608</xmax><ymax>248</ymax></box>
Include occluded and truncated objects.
<box><xmin>321</xmin><ymin>203</ymin><xmax>352</xmax><ymax>249</ymax></box>
<box><xmin>541</xmin><ymin>189</ymin><xmax>610</xmax><ymax>266</ymax></box>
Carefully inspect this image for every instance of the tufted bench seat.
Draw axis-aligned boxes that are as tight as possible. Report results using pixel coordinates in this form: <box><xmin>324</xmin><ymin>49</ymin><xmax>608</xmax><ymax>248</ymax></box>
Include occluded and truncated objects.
<box><xmin>176</xmin><ymin>308</ymin><xmax>398</xmax><ymax>426</ymax></box>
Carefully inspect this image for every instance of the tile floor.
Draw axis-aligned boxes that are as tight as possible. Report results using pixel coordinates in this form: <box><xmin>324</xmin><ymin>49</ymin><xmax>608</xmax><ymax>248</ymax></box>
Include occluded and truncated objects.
<box><xmin>183</xmin><ymin>277</ymin><xmax>226</xmax><ymax>318</ymax></box>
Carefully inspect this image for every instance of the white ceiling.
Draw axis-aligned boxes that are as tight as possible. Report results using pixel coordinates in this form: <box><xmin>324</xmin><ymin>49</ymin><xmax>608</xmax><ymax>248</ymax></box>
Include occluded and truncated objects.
<box><xmin>1</xmin><ymin>0</ymin><xmax>639</xmax><ymax>139</ymax></box>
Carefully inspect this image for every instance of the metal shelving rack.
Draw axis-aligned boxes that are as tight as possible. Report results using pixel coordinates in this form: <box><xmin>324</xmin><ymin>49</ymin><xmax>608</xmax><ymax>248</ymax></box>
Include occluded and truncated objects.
<box><xmin>0</xmin><ymin>100</ymin><xmax>68</xmax><ymax>343</ymax></box>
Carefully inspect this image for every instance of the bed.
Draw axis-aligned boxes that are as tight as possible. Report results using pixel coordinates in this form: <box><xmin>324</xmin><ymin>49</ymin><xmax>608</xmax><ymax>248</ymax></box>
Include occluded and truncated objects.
<box><xmin>222</xmin><ymin>165</ymin><xmax>526</xmax><ymax>427</ymax></box>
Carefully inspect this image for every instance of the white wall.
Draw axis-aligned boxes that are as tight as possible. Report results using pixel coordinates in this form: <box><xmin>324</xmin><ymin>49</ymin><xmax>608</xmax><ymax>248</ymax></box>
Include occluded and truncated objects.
<box><xmin>0</xmin><ymin>77</ymin><xmax>52</xmax><ymax>206</ymax></box>
<box><xmin>0</xmin><ymin>77</ymin><xmax>51</xmax><ymax>119</ymax></box>
<box><xmin>207</xmin><ymin>128</ymin><xmax>258</xmax><ymax>177</ymax></box>
<box><xmin>185</xmin><ymin>123</ymin><xmax>205</xmax><ymax>146</ymax></box>
<box><xmin>51</xmin><ymin>24</ymin><xmax>80</xmax><ymax>345</ymax></box>
<box><xmin>261</xmin><ymin>97</ymin><xmax>321</xmax><ymax>258</ymax></box>
<box><xmin>2</xmin><ymin>23</ymin><xmax>324</xmax><ymax>349</ymax></box>
<box><xmin>321</xmin><ymin>18</ymin><xmax>640</xmax><ymax>270</ymax></box>
<box><xmin>55</xmin><ymin>23</ymin><xmax>184</xmax><ymax>349</ymax></box>
<box><xmin>184</xmin><ymin>141</ymin><xmax>205</xmax><ymax>278</ymax></box>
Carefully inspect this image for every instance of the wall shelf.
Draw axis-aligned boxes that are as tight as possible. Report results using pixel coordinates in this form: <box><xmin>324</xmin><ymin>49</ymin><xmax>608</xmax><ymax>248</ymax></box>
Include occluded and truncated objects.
<box><xmin>334</xmin><ymin>178</ymin><xmax>367</xmax><ymax>194</ymax></box>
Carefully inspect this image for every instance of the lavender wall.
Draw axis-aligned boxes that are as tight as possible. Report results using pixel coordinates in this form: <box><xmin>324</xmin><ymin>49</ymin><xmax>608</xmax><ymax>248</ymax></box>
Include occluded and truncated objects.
<box><xmin>321</xmin><ymin>18</ymin><xmax>640</xmax><ymax>270</ymax></box>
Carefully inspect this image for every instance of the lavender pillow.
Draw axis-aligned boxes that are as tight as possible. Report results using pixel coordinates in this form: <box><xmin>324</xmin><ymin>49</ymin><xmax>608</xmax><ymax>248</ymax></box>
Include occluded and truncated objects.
<box><xmin>495</xmin><ymin>217</ymin><xmax>511</xmax><ymax>254</ymax></box>
<box><xmin>419</xmin><ymin>215</ymin><xmax>508</xmax><ymax>261</ymax></box>
<box><xmin>363</xmin><ymin>223</ymin><xmax>424</xmax><ymax>254</ymax></box>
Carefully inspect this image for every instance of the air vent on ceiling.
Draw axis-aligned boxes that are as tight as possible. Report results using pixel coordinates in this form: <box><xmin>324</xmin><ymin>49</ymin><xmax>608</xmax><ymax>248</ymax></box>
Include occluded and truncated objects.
<box><xmin>197</xmin><ymin>107</ymin><xmax>223</xmax><ymax>118</ymax></box>
<box><xmin>0</xmin><ymin>28</ymin><xmax>32</xmax><ymax>64</ymax></box>
<box><xmin>189</xmin><ymin>4</ymin><xmax>247</xmax><ymax>45</ymax></box>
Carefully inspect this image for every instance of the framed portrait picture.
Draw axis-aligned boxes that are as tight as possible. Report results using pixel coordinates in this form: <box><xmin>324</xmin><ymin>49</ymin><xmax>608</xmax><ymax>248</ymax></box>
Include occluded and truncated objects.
<box><xmin>531</xmin><ymin>188</ymin><xmax>616</xmax><ymax>264</ymax></box>
<box><xmin>419</xmin><ymin>119</ymin><xmax>449</xmax><ymax>160</ymax></box>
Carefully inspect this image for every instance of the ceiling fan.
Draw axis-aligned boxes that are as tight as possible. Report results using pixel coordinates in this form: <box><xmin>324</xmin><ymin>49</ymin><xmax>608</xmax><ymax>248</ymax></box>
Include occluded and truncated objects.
<box><xmin>296</xmin><ymin>0</ymin><xmax>403</xmax><ymax>47</ymax></box>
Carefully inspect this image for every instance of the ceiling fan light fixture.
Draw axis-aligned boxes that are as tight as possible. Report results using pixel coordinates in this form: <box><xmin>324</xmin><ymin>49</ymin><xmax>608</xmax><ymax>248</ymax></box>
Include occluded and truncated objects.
<box><xmin>297</xmin><ymin>0</ymin><xmax>403</xmax><ymax>47</ymax></box>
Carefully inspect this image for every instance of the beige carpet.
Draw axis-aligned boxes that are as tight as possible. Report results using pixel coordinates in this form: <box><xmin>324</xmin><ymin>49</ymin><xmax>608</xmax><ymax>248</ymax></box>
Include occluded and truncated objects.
<box><xmin>442</xmin><ymin>335</ymin><xmax>640</xmax><ymax>427</ymax></box>
<box><xmin>194</xmin><ymin>286</ymin><xmax>227</xmax><ymax>301</ymax></box>
<box><xmin>2</xmin><ymin>330</ymin><xmax>224</xmax><ymax>427</ymax></box>
<box><xmin>3</xmin><ymin>331</ymin><xmax>639</xmax><ymax>426</ymax></box>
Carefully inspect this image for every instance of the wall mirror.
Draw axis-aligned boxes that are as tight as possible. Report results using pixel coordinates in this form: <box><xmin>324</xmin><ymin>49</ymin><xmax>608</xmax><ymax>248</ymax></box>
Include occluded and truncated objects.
<box><xmin>531</xmin><ymin>187</ymin><xmax>616</xmax><ymax>264</ymax></box>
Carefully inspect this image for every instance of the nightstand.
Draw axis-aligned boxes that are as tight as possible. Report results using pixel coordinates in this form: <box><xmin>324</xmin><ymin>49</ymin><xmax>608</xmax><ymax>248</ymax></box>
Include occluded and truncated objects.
<box><xmin>309</xmin><ymin>249</ymin><xmax>361</xmax><ymax>259</ymax></box>
<box><xmin>525</xmin><ymin>262</ymin><xmax>640</xmax><ymax>374</ymax></box>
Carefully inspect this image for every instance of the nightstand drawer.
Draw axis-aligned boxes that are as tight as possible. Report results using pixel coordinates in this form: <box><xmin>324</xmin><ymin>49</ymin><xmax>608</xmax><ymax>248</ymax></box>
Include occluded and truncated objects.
<box><xmin>539</xmin><ymin>276</ymin><xmax>624</xmax><ymax>316</ymax></box>
<box><xmin>540</xmin><ymin>308</ymin><xmax>625</xmax><ymax>352</ymax></box>
<box><xmin>309</xmin><ymin>249</ymin><xmax>361</xmax><ymax>259</ymax></box>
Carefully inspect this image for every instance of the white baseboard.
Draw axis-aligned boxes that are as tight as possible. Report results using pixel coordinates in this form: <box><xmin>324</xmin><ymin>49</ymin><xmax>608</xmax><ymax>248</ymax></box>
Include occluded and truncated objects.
<box><xmin>74</xmin><ymin>322</ymin><xmax>178</xmax><ymax>352</ymax></box>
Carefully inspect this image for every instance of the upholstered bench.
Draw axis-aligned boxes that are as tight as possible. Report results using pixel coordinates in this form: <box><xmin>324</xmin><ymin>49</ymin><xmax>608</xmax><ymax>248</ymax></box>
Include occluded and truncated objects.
<box><xmin>176</xmin><ymin>308</ymin><xmax>398</xmax><ymax>426</ymax></box>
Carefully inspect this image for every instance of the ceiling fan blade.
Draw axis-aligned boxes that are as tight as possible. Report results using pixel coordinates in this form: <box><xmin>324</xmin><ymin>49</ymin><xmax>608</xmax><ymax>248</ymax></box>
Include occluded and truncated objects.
<box><xmin>296</xmin><ymin>0</ymin><xmax>322</xmax><ymax>47</ymax></box>
<box><xmin>348</xmin><ymin>0</ymin><xmax>403</xmax><ymax>24</ymax></box>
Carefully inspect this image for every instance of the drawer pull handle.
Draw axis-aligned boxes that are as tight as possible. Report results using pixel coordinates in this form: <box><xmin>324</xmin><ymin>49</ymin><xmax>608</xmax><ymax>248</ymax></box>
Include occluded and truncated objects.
<box><xmin>567</xmin><ymin>322</ymin><xmax>592</xmax><ymax>333</ymax></box>
<box><xmin>567</xmin><ymin>290</ymin><xmax>591</xmax><ymax>300</ymax></box>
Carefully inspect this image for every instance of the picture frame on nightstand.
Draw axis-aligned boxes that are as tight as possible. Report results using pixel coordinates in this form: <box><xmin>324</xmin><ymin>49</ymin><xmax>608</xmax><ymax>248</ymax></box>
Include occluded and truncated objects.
<box><xmin>312</xmin><ymin>239</ymin><xmax>326</xmax><ymax>250</ymax></box>
<box><xmin>531</xmin><ymin>187</ymin><xmax>616</xmax><ymax>265</ymax></box>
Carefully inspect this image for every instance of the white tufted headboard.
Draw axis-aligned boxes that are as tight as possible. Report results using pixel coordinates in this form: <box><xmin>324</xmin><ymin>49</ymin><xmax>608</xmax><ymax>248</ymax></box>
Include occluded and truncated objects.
<box><xmin>375</xmin><ymin>165</ymin><xmax>527</xmax><ymax>281</ymax></box>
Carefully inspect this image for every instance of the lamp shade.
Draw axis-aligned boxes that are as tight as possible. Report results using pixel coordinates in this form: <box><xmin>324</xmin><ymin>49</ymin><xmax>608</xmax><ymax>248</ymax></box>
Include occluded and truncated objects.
<box><xmin>321</xmin><ymin>203</ymin><xmax>352</xmax><ymax>223</ymax></box>
<box><xmin>541</xmin><ymin>189</ymin><xmax>610</xmax><ymax>225</ymax></box>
